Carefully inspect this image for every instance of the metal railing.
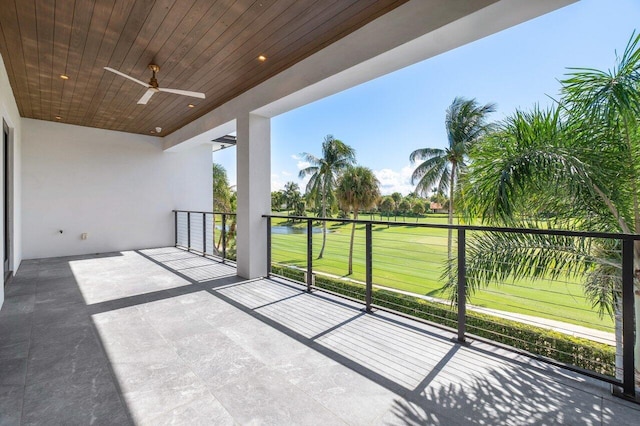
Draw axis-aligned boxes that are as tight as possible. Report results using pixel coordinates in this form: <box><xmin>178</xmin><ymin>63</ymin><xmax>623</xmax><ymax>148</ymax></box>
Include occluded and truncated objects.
<box><xmin>173</xmin><ymin>210</ymin><xmax>236</xmax><ymax>262</ymax></box>
<box><xmin>264</xmin><ymin>214</ymin><xmax>639</xmax><ymax>402</ymax></box>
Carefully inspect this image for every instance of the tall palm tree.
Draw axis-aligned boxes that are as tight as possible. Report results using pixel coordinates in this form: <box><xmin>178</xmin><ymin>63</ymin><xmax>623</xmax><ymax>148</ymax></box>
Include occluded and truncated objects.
<box><xmin>299</xmin><ymin>135</ymin><xmax>356</xmax><ymax>259</ymax></box>
<box><xmin>410</xmin><ymin>97</ymin><xmax>496</xmax><ymax>259</ymax></box>
<box><xmin>336</xmin><ymin>166</ymin><xmax>380</xmax><ymax>275</ymax></box>
<box><xmin>452</xmin><ymin>32</ymin><xmax>640</xmax><ymax>387</ymax></box>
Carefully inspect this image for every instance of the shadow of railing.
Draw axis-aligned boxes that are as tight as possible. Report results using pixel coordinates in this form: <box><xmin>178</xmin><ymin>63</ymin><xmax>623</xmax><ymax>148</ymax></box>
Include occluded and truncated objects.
<box><xmin>137</xmin><ymin>247</ymin><xmax>612</xmax><ymax>424</ymax></box>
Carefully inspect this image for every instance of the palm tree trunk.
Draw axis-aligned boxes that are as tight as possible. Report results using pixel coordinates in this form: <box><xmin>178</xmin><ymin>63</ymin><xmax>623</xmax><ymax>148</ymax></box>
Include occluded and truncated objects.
<box><xmin>447</xmin><ymin>163</ymin><xmax>456</xmax><ymax>261</ymax></box>
<box><xmin>319</xmin><ymin>183</ymin><xmax>327</xmax><ymax>259</ymax></box>
<box><xmin>348</xmin><ymin>211</ymin><xmax>357</xmax><ymax>275</ymax></box>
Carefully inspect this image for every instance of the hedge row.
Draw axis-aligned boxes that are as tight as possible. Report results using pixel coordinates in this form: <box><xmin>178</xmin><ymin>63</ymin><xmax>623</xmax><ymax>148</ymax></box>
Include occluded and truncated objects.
<box><xmin>270</xmin><ymin>264</ymin><xmax>615</xmax><ymax>376</ymax></box>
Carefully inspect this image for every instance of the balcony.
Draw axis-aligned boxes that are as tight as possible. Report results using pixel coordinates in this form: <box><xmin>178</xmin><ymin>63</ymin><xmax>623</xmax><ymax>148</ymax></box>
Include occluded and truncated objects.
<box><xmin>1</xmin><ymin>244</ymin><xmax>639</xmax><ymax>424</ymax></box>
<box><xmin>0</xmin><ymin>1</ymin><xmax>637</xmax><ymax>424</ymax></box>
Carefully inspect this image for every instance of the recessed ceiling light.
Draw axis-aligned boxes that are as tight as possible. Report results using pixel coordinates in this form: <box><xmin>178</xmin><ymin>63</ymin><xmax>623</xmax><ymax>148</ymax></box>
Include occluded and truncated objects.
<box><xmin>258</xmin><ymin>55</ymin><xmax>267</xmax><ymax>62</ymax></box>
<box><xmin>55</xmin><ymin>116</ymin><xmax>61</xmax><ymax>120</ymax></box>
<box><xmin>60</xmin><ymin>74</ymin><xmax>69</xmax><ymax>80</ymax></box>
<box><xmin>188</xmin><ymin>104</ymin><xmax>195</xmax><ymax>108</ymax></box>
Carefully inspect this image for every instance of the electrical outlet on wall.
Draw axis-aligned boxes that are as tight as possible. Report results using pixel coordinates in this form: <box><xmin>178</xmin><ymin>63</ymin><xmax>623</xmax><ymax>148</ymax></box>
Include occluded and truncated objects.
<box><xmin>81</xmin><ymin>233</ymin><xmax>88</xmax><ymax>240</ymax></box>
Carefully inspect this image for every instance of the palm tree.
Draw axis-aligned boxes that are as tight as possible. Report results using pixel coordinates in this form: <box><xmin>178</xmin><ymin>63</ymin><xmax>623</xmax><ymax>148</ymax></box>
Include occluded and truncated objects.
<box><xmin>282</xmin><ymin>182</ymin><xmax>301</xmax><ymax>214</ymax></box>
<box><xmin>398</xmin><ymin>199</ymin><xmax>411</xmax><ymax>221</ymax></box>
<box><xmin>410</xmin><ymin>97</ymin><xmax>496</xmax><ymax>260</ymax></box>
<box><xmin>271</xmin><ymin>191</ymin><xmax>284</xmax><ymax>211</ymax></box>
<box><xmin>452</xmin><ymin>32</ymin><xmax>640</xmax><ymax>387</ymax></box>
<box><xmin>299</xmin><ymin>135</ymin><xmax>356</xmax><ymax>259</ymax></box>
<box><xmin>390</xmin><ymin>192</ymin><xmax>402</xmax><ymax>221</ymax></box>
<box><xmin>212</xmin><ymin>163</ymin><xmax>231</xmax><ymax>212</ymax></box>
<box><xmin>336</xmin><ymin>166</ymin><xmax>380</xmax><ymax>275</ymax></box>
<box><xmin>412</xmin><ymin>200</ymin><xmax>425</xmax><ymax>221</ymax></box>
<box><xmin>380</xmin><ymin>196</ymin><xmax>394</xmax><ymax>225</ymax></box>
<box><xmin>212</xmin><ymin>164</ymin><xmax>232</xmax><ymax>253</ymax></box>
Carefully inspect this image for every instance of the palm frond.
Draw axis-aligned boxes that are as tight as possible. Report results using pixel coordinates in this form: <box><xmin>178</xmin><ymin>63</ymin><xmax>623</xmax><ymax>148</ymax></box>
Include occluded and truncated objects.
<box><xmin>441</xmin><ymin>230</ymin><xmax>614</xmax><ymax>305</ymax></box>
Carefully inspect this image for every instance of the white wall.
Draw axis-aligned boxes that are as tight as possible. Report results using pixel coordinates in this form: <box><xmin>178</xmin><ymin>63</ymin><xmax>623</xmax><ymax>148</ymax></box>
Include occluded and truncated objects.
<box><xmin>0</xmin><ymin>53</ymin><xmax>22</xmax><ymax>310</ymax></box>
<box><xmin>22</xmin><ymin>118</ymin><xmax>211</xmax><ymax>259</ymax></box>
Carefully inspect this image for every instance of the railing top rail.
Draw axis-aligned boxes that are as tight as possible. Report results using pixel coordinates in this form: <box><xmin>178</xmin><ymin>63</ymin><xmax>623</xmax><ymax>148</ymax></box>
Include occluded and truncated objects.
<box><xmin>174</xmin><ymin>210</ymin><xmax>237</xmax><ymax>215</ymax></box>
<box><xmin>263</xmin><ymin>214</ymin><xmax>639</xmax><ymax>240</ymax></box>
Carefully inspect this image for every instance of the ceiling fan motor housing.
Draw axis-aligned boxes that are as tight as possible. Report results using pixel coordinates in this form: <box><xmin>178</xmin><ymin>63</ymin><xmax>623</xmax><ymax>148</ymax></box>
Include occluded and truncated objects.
<box><xmin>148</xmin><ymin>64</ymin><xmax>160</xmax><ymax>88</ymax></box>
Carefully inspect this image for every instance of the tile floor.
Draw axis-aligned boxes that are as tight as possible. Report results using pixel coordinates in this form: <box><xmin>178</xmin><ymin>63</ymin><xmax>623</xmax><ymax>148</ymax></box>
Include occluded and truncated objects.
<box><xmin>0</xmin><ymin>247</ymin><xmax>638</xmax><ymax>425</ymax></box>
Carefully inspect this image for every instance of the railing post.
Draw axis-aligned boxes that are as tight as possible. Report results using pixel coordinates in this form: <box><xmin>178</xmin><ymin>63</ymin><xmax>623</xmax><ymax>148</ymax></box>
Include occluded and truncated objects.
<box><xmin>621</xmin><ymin>237</ymin><xmax>636</xmax><ymax>399</ymax></box>
<box><xmin>306</xmin><ymin>219</ymin><xmax>313</xmax><ymax>292</ymax></box>
<box><xmin>187</xmin><ymin>211</ymin><xmax>191</xmax><ymax>251</ymax></box>
<box><xmin>267</xmin><ymin>216</ymin><xmax>272</xmax><ymax>277</ymax></box>
<box><xmin>174</xmin><ymin>211</ymin><xmax>178</xmax><ymax>247</ymax></box>
<box><xmin>365</xmin><ymin>223</ymin><xmax>373</xmax><ymax>313</ymax></box>
<box><xmin>457</xmin><ymin>228</ymin><xmax>466</xmax><ymax>343</ymax></box>
<box><xmin>202</xmin><ymin>213</ymin><xmax>206</xmax><ymax>256</ymax></box>
<box><xmin>222</xmin><ymin>214</ymin><xmax>227</xmax><ymax>263</ymax></box>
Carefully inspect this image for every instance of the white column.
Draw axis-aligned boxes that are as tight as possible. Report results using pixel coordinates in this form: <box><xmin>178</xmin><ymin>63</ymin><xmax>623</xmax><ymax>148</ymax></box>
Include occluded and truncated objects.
<box><xmin>236</xmin><ymin>112</ymin><xmax>270</xmax><ymax>279</ymax></box>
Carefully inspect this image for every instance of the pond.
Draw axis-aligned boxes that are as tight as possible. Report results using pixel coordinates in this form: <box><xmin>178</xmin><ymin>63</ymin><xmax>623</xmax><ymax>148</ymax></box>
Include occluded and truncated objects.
<box><xmin>215</xmin><ymin>224</ymin><xmax>328</xmax><ymax>235</ymax></box>
<box><xmin>271</xmin><ymin>225</ymin><xmax>325</xmax><ymax>235</ymax></box>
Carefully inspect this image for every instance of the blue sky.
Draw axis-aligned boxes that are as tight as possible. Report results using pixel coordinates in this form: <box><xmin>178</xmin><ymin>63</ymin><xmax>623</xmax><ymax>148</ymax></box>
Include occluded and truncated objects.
<box><xmin>213</xmin><ymin>0</ymin><xmax>640</xmax><ymax>195</ymax></box>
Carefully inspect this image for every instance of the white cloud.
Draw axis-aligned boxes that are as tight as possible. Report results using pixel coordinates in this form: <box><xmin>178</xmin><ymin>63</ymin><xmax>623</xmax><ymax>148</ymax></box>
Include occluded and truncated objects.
<box><xmin>291</xmin><ymin>153</ymin><xmax>311</xmax><ymax>170</ymax></box>
<box><xmin>271</xmin><ymin>170</ymin><xmax>310</xmax><ymax>192</ymax></box>
<box><xmin>273</xmin><ymin>164</ymin><xmax>416</xmax><ymax>196</ymax></box>
<box><xmin>297</xmin><ymin>160</ymin><xmax>310</xmax><ymax>170</ymax></box>
<box><xmin>374</xmin><ymin>165</ymin><xmax>415</xmax><ymax>196</ymax></box>
<box><xmin>271</xmin><ymin>173</ymin><xmax>287</xmax><ymax>192</ymax></box>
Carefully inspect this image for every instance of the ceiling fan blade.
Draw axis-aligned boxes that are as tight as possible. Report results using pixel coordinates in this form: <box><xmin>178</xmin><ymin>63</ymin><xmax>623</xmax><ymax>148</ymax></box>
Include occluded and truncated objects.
<box><xmin>158</xmin><ymin>88</ymin><xmax>206</xmax><ymax>99</ymax></box>
<box><xmin>137</xmin><ymin>89</ymin><xmax>156</xmax><ymax>105</ymax></box>
<box><xmin>103</xmin><ymin>67</ymin><xmax>148</xmax><ymax>87</ymax></box>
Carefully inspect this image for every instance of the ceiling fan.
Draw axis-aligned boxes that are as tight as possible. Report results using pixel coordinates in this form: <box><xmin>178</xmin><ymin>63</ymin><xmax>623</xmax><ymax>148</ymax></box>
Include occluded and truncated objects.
<box><xmin>103</xmin><ymin>64</ymin><xmax>206</xmax><ymax>105</ymax></box>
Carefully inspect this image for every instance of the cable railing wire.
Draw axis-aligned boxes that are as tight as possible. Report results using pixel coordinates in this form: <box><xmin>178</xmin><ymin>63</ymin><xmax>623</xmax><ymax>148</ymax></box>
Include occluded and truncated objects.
<box><xmin>263</xmin><ymin>213</ymin><xmax>637</xmax><ymax>398</ymax></box>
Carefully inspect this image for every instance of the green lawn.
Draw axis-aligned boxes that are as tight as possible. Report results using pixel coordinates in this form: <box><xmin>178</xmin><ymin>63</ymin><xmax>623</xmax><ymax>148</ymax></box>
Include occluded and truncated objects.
<box><xmin>270</xmin><ymin>213</ymin><xmax>615</xmax><ymax>332</ymax></box>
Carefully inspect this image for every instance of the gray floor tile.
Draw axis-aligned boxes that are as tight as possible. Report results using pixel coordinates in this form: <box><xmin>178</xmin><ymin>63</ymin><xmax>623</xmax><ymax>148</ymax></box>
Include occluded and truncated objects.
<box><xmin>214</xmin><ymin>369</ymin><xmax>346</xmax><ymax>426</ymax></box>
<box><xmin>22</xmin><ymin>367</ymin><xmax>130</xmax><ymax>426</ymax></box>
<box><xmin>277</xmin><ymin>362</ymin><xmax>398</xmax><ymax>425</ymax></box>
<box><xmin>0</xmin><ymin>341</ymin><xmax>29</xmax><ymax>359</ymax></box>
<box><xmin>4</xmin><ymin>282</ymin><xmax>36</xmax><ymax>298</ymax></box>
<box><xmin>93</xmin><ymin>315</ymin><xmax>180</xmax><ymax>364</ymax></box>
<box><xmin>31</xmin><ymin>305</ymin><xmax>91</xmax><ymax>338</ymax></box>
<box><xmin>114</xmin><ymin>362</ymin><xmax>212</xmax><ymax>424</ymax></box>
<box><xmin>142</xmin><ymin>393</ymin><xmax>235</xmax><ymax>426</ymax></box>
<box><xmin>171</xmin><ymin>330</ymin><xmax>266</xmax><ymax>391</ymax></box>
<box><xmin>33</xmin><ymin>276</ymin><xmax>79</xmax><ymax>293</ymax></box>
<box><xmin>0</xmin><ymin>313</ymin><xmax>32</xmax><ymax>346</ymax></box>
<box><xmin>215</xmin><ymin>313</ymin><xmax>310</xmax><ymax>367</ymax></box>
<box><xmin>34</xmin><ymin>286</ymin><xmax>85</xmax><ymax>309</ymax></box>
<box><xmin>0</xmin><ymin>385</ymin><xmax>22</xmax><ymax>426</ymax></box>
<box><xmin>0</xmin><ymin>294</ymin><xmax>35</xmax><ymax>317</ymax></box>
<box><xmin>27</xmin><ymin>325</ymin><xmax>108</xmax><ymax>384</ymax></box>
<box><xmin>602</xmin><ymin>396</ymin><xmax>640</xmax><ymax>425</ymax></box>
<box><xmin>0</xmin><ymin>357</ymin><xmax>27</xmax><ymax>385</ymax></box>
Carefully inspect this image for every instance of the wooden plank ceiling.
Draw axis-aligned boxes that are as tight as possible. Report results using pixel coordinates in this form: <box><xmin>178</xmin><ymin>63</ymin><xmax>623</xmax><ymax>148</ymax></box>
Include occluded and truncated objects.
<box><xmin>0</xmin><ymin>0</ymin><xmax>409</xmax><ymax>136</ymax></box>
